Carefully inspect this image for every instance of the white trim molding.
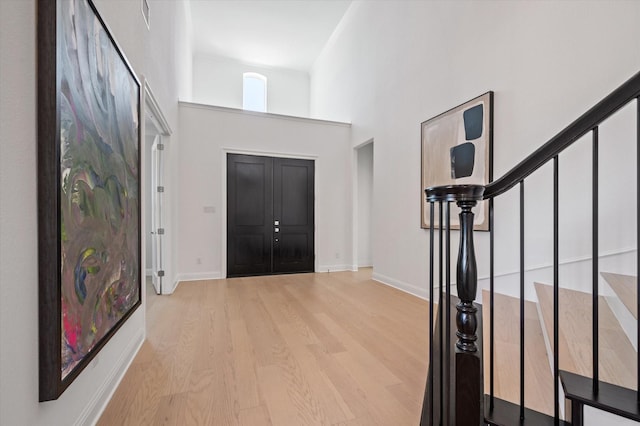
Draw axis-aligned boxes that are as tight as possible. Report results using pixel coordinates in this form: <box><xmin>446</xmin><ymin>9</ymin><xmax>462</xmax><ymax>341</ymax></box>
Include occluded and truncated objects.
<box><xmin>372</xmin><ymin>272</ymin><xmax>428</xmax><ymax>300</ymax></box>
<box><xmin>175</xmin><ymin>272</ymin><xmax>223</xmax><ymax>284</ymax></box>
<box><xmin>318</xmin><ymin>264</ymin><xmax>354</xmax><ymax>273</ymax></box>
<box><xmin>78</xmin><ymin>328</ymin><xmax>144</xmax><ymax>426</ymax></box>
<box><xmin>179</xmin><ymin>101</ymin><xmax>351</xmax><ymax>127</ymax></box>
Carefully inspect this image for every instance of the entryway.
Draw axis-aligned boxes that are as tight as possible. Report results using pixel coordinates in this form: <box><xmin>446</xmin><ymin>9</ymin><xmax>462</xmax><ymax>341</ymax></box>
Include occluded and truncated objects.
<box><xmin>355</xmin><ymin>140</ymin><xmax>373</xmax><ymax>268</ymax></box>
<box><xmin>226</xmin><ymin>153</ymin><xmax>315</xmax><ymax>277</ymax></box>
<box><xmin>144</xmin><ymin>82</ymin><xmax>171</xmax><ymax>294</ymax></box>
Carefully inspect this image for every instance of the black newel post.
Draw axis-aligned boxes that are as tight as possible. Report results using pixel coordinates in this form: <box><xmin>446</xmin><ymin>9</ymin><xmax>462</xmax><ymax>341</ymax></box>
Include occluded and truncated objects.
<box><xmin>423</xmin><ymin>185</ymin><xmax>484</xmax><ymax>426</ymax></box>
<box><xmin>456</xmin><ymin>199</ymin><xmax>478</xmax><ymax>353</ymax></box>
<box><xmin>454</xmin><ymin>198</ymin><xmax>483</xmax><ymax>426</ymax></box>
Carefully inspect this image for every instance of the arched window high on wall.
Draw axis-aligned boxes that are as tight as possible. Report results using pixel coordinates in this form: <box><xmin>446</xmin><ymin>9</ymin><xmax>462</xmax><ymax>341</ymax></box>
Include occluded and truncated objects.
<box><xmin>243</xmin><ymin>72</ymin><xmax>267</xmax><ymax>112</ymax></box>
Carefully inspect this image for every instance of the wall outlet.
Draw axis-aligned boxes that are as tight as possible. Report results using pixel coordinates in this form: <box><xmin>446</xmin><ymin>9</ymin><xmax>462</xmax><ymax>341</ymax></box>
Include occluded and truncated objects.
<box><xmin>203</xmin><ymin>206</ymin><xmax>216</xmax><ymax>213</ymax></box>
<box><xmin>196</xmin><ymin>257</ymin><xmax>202</xmax><ymax>265</ymax></box>
<box><xmin>335</xmin><ymin>252</ymin><xmax>340</xmax><ymax>259</ymax></box>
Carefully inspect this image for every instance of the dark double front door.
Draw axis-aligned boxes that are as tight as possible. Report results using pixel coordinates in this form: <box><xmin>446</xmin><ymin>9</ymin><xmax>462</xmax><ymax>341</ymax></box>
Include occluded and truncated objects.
<box><xmin>227</xmin><ymin>154</ymin><xmax>315</xmax><ymax>277</ymax></box>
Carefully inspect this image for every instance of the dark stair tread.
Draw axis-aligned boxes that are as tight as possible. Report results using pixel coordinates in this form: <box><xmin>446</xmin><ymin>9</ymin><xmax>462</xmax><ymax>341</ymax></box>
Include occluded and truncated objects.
<box><xmin>484</xmin><ymin>395</ymin><xmax>570</xmax><ymax>426</ymax></box>
<box><xmin>560</xmin><ymin>370</ymin><xmax>640</xmax><ymax>422</ymax></box>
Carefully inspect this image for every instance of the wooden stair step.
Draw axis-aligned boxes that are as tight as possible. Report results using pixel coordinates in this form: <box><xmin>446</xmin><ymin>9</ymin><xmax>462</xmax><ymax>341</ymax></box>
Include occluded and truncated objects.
<box><xmin>601</xmin><ymin>272</ymin><xmax>637</xmax><ymax>319</ymax></box>
<box><xmin>535</xmin><ymin>282</ymin><xmax>637</xmax><ymax>389</ymax></box>
<box><xmin>482</xmin><ymin>290</ymin><xmax>554</xmax><ymax>416</ymax></box>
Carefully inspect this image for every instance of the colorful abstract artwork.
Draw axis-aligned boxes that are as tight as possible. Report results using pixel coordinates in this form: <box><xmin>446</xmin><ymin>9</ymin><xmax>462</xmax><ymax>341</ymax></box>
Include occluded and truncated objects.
<box><xmin>420</xmin><ymin>92</ymin><xmax>493</xmax><ymax>230</ymax></box>
<box><xmin>38</xmin><ymin>0</ymin><xmax>141</xmax><ymax>401</ymax></box>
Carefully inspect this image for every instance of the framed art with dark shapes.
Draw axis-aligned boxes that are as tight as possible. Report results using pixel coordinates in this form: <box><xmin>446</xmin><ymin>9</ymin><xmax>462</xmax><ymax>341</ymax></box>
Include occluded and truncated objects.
<box><xmin>38</xmin><ymin>0</ymin><xmax>141</xmax><ymax>401</ymax></box>
<box><xmin>421</xmin><ymin>92</ymin><xmax>493</xmax><ymax>231</ymax></box>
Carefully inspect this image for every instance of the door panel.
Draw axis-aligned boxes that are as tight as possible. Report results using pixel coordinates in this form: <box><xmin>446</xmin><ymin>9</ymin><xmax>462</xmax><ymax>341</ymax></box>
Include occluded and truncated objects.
<box><xmin>280</xmin><ymin>164</ymin><xmax>309</xmax><ymax>225</ymax></box>
<box><xmin>236</xmin><ymin>162</ymin><xmax>266</xmax><ymax>226</ymax></box>
<box><xmin>150</xmin><ymin>135</ymin><xmax>163</xmax><ymax>294</ymax></box>
<box><xmin>273</xmin><ymin>158</ymin><xmax>314</xmax><ymax>273</ymax></box>
<box><xmin>227</xmin><ymin>154</ymin><xmax>314</xmax><ymax>277</ymax></box>
<box><xmin>235</xmin><ymin>234</ymin><xmax>267</xmax><ymax>265</ymax></box>
<box><xmin>227</xmin><ymin>155</ymin><xmax>273</xmax><ymax>277</ymax></box>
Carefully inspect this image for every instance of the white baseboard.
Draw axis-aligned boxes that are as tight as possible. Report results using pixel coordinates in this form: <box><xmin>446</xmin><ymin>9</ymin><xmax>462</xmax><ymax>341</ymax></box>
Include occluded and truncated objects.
<box><xmin>171</xmin><ymin>272</ymin><xmax>223</xmax><ymax>295</ymax></box>
<box><xmin>317</xmin><ymin>264</ymin><xmax>353</xmax><ymax>273</ymax></box>
<box><xmin>175</xmin><ymin>271</ymin><xmax>222</xmax><ymax>283</ymax></box>
<box><xmin>371</xmin><ymin>272</ymin><xmax>428</xmax><ymax>300</ymax></box>
<box><xmin>79</xmin><ymin>328</ymin><xmax>145</xmax><ymax>426</ymax></box>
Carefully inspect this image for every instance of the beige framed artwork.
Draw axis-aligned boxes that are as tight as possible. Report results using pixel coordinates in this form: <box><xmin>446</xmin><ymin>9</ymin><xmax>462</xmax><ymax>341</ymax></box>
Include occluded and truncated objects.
<box><xmin>421</xmin><ymin>92</ymin><xmax>493</xmax><ymax>230</ymax></box>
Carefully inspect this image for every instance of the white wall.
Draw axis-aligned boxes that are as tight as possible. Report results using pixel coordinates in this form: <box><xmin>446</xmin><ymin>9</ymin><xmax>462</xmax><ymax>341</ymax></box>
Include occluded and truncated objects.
<box><xmin>176</xmin><ymin>104</ymin><xmax>351</xmax><ymax>281</ymax></box>
<box><xmin>192</xmin><ymin>53</ymin><xmax>311</xmax><ymax>117</ymax></box>
<box><xmin>105</xmin><ymin>0</ymin><xmax>191</xmax><ymax>296</ymax></box>
<box><xmin>311</xmin><ymin>0</ymin><xmax>640</xmax><ymax>299</ymax></box>
<box><xmin>0</xmin><ymin>0</ymin><xmax>188</xmax><ymax>423</ymax></box>
<box><xmin>357</xmin><ymin>142</ymin><xmax>374</xmax><ymax>267</ymax></box>
<box><xmin>176</xmin><ymin>0</ymin><xmax>193</xmax><ymax>101</ymax></box>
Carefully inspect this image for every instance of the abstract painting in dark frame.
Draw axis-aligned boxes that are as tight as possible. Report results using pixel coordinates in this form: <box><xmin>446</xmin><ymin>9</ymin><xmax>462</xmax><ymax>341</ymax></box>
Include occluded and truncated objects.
<box><xmin>38</xmin><ymin>0</ymin><xmax>141</xmax><ymax>401</ymax></box>
<box><xmin>421</xmin><ymin>92</ymin><xmax>494</xmax><ymax>231</ymax></box>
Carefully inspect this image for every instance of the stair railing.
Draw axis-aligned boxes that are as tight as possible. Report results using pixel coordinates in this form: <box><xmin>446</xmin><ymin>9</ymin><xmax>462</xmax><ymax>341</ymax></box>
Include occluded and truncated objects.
<box><xmin>421</xmin><ymin>70</ymin><xmax>640</xmax><ymax>425</ymax></box>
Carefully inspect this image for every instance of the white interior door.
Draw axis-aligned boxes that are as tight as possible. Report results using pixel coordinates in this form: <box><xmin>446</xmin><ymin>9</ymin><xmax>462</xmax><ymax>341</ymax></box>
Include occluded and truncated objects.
<box><xmin>143</xmin><ymin>80</ymin><xmax>172</xmax><ymax>295</ymax></box>
<box><xmin>150</xmin><ymin>135</ymin><xmax>164</xmax><ymax>294</ymax></box>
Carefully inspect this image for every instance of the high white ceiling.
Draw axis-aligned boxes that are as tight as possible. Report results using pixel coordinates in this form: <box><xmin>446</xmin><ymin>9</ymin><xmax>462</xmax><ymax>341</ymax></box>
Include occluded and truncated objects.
<box><xmin>188</xmin><ymin>0</ymin><xmax>352</xmax><ymax>72</ymax></box>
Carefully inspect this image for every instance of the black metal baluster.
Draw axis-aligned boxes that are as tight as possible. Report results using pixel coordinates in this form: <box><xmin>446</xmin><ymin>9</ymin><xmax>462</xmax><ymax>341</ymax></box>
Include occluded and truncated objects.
<box><xmin>592</xmin><ymin>127</ymin><xmax>600</xmax><ymax>395</ymax></box>
<box><xmin>439</xmin><ymin>201</ymin><xmax>444</xmax><ymax>422</ymax></box>
<box><xmin>520</xmin><ymin>181</ymin><xmax>526</xmax><ymax>420</ymax></box>
<box><xmin>637</xmin><ymin>97</ymin><xmax>640</xmax><ymax>402</ymax></box>
<box><xmin>489</xmin><ymin>197</ymin><xmax>495</xmax><ymax>411</ymax></box>
<box><xmin>554</xmin><ymin>156</ymin><xmax>560</xmax><ymax>423</ymax></box>
<box><xmin>429</xmin><ymin>201</ymin><xmax>435</xmax><ymax>425</ymax></box>
<box><xmin>489</xmin><ymin>90</ymin><xmax>496</xmax><ymax>414</ymax></box>
<box><xmin>445</xmin><ymin>201</ymin><xmax>451</xmax><ymax>425</ymax></box>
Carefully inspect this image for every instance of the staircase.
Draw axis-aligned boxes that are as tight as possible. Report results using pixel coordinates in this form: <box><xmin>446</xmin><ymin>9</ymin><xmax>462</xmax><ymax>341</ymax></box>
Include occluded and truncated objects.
<box><xmin>481</xmin><ymin>276</ymin><xmax>639</xmax><ymax>423</ymax></box>
<box><xmin>420</xmin><ymin>70</ymin><xmax>640</xmax><ymax>425</ymax></box>
<box><xmin>602</xmin><ymin>272</ymin><xmax>638</xmax><ymax>320</ymax></box>
<box><xmin>536</xmin><ymin>281</ymin><xmax>637</xmax><ymax>391</ymax></box>
<box><xmin>481</xmin><ymin>290</ymin><xmax>554</xmax><ymax>417</ymax></box>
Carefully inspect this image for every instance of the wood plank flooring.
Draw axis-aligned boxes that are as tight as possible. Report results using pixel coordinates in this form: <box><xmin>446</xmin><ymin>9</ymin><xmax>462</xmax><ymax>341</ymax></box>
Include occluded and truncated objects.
<box><xmin>100</xmin><ymin>272</ymin><xmax>639</xmax><ymax>425</ymax></box>
<box><xmin>98</xmin><ymin>269</ymin><xmax>429</xmax><ymax>425</ymax></box>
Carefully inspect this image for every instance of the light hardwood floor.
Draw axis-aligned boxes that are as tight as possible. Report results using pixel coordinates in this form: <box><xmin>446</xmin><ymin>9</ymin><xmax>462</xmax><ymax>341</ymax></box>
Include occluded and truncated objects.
<box><xmin>98</xmin><ymin>269</ymin><xmax>429</xmax><ymax>425</ymax></box>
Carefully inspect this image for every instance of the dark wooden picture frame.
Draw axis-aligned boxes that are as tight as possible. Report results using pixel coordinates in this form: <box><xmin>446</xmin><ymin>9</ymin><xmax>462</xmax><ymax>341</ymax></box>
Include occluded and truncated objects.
<box><xmin>420</xmin><ymin>92</ymin><xmax>494</xmax><ymax>231</ymax></box>
<box><xmin>38</xmin><ymin>0</ymin><xmax>141</xmax><ymax>401</ymax></box>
